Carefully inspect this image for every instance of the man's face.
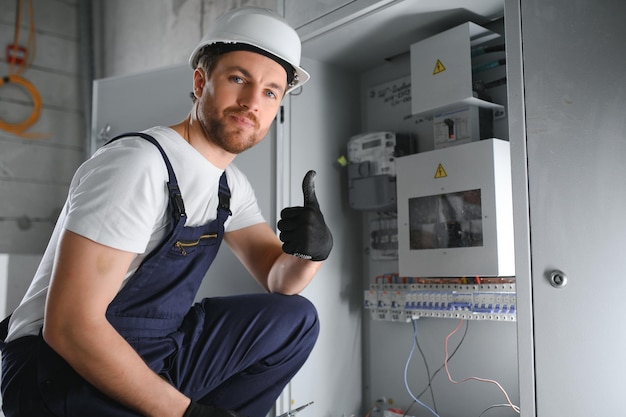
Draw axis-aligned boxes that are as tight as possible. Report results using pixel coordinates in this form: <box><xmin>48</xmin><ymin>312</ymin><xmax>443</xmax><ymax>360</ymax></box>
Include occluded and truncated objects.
<box><xmin>195</xmin><ymin>50</ymin><xmax>287</xmax><ymax>155</ymax></box>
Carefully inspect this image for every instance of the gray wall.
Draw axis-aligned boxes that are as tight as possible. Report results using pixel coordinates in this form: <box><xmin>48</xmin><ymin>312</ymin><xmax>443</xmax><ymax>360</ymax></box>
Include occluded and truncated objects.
<box><xmin>0</xmin><ymin>0</ymin><xmax>280</xmax><ymax>257</ymax></box>
<box><xmin>0</xmin><ymin>0</ymin><xmax>84</xmax><ymax>254</ymax></box>
<box><xmin>1</xmin><ymin>4</ymin><xmax>83</xmax><ymax>413</ymax></box>
<box><xmin>94</xmin><ymin>0</ymin><xmax>277</xmax><ymax>79</ymax></box>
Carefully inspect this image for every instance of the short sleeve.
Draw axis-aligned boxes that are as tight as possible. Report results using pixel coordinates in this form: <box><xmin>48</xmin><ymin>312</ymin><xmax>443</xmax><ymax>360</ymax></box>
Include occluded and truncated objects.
<box><xmin>64</xmin><ymin>138</ymin><xmax>169</xmax><ymax>253</ymax></box>
<box><xmin>224</xmin><ymin>164</ymin><xmax>266</xmax><ymax>232</ymax></box>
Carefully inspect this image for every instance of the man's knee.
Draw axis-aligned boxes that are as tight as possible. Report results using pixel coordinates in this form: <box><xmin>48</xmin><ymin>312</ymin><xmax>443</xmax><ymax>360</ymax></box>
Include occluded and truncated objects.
<box><xmin>275</xmin><ymin>295</ymin><xmax>318</xmax><ymax>331</ymax></box>
<box><xmin>282</xmin><ymin>295</ymin><xmax>319</xmax><ymax>352</ymax></box>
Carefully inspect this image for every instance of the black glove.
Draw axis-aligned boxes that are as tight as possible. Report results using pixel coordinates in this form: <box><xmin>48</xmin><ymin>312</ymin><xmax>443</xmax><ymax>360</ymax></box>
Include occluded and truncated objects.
<box><xmin>183</xmin><ymin>402</ymin><xmax>242</xmax><ymax>417</ymax></box>
<box><xmin>278</xmin><ymin>170</ymin><xmax>333</xmax><ymax>261</ymax></box>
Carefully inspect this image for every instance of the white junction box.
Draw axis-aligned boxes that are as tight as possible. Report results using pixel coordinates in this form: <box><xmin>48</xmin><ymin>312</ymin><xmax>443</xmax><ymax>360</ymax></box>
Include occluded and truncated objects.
<box><xmin>396</xmin><ymin>139</ymin><xmax>514</xmax><ymax>277</ymax></box>
<box><xmin>410</xmin><ymin>21</ymin><xmax>503</xmax><ymax>115</ymax></box>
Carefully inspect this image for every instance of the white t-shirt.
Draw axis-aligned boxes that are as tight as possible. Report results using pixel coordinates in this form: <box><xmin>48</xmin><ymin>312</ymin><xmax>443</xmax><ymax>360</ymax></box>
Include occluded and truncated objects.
<box><xmin>6</xmin><ymin>126</ymin><xmax>265</xmax><ymax>342</ymax></box>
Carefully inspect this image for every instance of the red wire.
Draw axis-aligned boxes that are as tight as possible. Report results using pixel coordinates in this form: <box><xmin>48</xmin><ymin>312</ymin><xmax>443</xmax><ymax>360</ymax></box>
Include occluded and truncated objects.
<box><xmin>443</xmin><ymin>319</ymin><xmax>520</xmax><ymax>414</ymax></box>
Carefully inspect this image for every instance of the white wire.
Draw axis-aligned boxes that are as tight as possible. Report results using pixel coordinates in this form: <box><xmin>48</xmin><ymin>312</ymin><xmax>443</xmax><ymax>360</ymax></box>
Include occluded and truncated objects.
<box><xmin>404</xmin><ymin>319</ymin><xmax>441</xmax><ymax>417</ymax></box>
<box><xmin>478</xmin><ymin>403</ymin><xmax>521</xmax><ymax>416</ymax></box>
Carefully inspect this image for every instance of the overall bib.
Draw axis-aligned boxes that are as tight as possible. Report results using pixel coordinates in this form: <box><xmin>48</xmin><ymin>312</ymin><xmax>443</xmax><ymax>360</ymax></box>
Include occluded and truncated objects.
<box><xmin>1</xmin><ymin>133</ymin><xmax>319</xmax><ymax>417</ymax></box>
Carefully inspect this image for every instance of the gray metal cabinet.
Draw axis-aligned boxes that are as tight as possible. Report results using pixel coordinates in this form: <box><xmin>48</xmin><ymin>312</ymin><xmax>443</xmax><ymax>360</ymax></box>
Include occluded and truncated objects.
<box><xmin>508</xmin><ymin>0</ymin><xmax>626</xmax><ymax>415</ymax></box>
<box><xmin>293</xmin><ymin>0</ymin><xmax>626</xmax><ymax>415</ymax></box>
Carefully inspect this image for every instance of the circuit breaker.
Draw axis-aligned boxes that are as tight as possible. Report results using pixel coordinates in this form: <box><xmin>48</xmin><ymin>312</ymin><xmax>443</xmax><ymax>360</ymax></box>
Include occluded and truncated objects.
<box><xmin>364</xmin><ymin>280</ymin><xmax>517</xmax><ymax>322</ymax></box>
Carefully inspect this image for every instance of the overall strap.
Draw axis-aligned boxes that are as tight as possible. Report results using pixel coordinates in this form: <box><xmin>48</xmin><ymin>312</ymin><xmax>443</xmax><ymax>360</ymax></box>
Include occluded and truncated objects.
<box><xmin>107</xmin><ymin>132</ymin><xmax>186</xmax><ymax>219</ymax></box>
<box><xmin>218</xmin><ymin>170</ymin><xmax>232</xmax><ymax>219</ymax></box>
<box><xmin>0</xmin><ymin>314</ymin><xmax>11</xmax><ymax>348</ymax></box>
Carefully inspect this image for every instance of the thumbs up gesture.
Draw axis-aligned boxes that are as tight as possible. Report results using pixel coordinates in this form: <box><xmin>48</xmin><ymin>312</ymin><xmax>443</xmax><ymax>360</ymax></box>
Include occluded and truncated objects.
<box><xmin>278</xmin><ymin>170</ymin><xmax>333</xmax><ymax>261</ymax></box>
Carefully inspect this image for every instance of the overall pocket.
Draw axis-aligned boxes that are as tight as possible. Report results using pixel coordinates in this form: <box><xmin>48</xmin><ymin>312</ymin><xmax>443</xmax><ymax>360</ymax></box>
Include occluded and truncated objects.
<box><xmin>173</xmin><ymin>233</ymin><xmax>218</xmax><ymax>255</ymax></box>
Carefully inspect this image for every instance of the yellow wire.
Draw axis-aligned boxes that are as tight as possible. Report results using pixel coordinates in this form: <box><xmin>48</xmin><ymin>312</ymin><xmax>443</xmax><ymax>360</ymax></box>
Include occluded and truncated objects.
<box><xmin>2</xmin><ymin>0</ymin><xmax>45</xmax><ymax>139</ymax></box>
<box><xmin>0</xmin><ymin>74</ymin><xmax>46</xmax><ymax>139</ymax></box>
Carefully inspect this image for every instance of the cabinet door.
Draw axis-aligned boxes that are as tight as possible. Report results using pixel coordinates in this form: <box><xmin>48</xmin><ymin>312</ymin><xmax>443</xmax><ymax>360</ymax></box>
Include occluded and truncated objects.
<box><xmin>281</xmin><ymin>56</ymin><xmax>363</xmax><ymax>417</ymax></box>
<box><xmin>516</xmin><ymin>0</ymin><xmax>626</xmax><ymax>415</ymax></box>
<box><xmin>91</xmin><ymin>65</ymin><xmax>193</xmax><ymax>153</ymax></box>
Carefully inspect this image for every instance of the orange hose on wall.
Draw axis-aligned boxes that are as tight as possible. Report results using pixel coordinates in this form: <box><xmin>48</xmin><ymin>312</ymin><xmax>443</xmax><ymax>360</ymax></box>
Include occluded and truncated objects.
<box><xmin>0</xmin><ymin>74</ymin><xmax>43</xmax><ymax>138</ymax></box>
<box><xmin>1</xmin><ymin>0</ymin><xmax>45</xmax><ymax>139</ymax></box>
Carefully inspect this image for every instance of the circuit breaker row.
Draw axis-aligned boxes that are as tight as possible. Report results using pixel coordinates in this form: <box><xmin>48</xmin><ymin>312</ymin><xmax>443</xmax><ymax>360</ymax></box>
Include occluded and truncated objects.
<box><xmin>364</xmin><ymin>283</ymin><xmax>517</xmax><ymax>322</ymax></box>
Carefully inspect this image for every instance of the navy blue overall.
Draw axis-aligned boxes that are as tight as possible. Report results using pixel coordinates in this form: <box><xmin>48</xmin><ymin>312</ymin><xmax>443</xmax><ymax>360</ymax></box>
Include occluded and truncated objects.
<box><xmin>0</xmin><ymin>133</ymin><xmax>319</xmax><ymax>417</ymax></box>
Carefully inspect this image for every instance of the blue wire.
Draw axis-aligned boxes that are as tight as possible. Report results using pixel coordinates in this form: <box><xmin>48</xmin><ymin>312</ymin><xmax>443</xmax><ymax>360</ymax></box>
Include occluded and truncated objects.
<box><xmin>404</xmin><ymin>319</ymin><xmax>441</xmax><ymax>417</ymax></box>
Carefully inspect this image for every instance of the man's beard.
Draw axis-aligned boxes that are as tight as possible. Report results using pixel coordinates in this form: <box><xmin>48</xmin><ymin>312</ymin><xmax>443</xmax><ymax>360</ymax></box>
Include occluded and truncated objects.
<box><xmin>199</xmin><ymin>104</ymin><xmax>262</xmax><ymax>155</ymax></box>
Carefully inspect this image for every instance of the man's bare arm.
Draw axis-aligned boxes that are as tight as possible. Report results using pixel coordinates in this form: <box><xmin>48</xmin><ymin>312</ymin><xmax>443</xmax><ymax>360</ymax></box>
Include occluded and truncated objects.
<box><xmin>225</xmin><ymin>223</ymin><xmax>322</xmax><ymax>295</ymax></box>
<box><xmin>43</xmin><ymin>229</ymin><xmax>190</xmax><ymax>417</ymax></box>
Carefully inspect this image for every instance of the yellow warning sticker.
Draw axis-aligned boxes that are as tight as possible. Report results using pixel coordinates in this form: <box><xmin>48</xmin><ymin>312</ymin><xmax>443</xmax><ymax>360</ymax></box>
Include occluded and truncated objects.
<box><xmin>434</xmin><ymin>163</ymin><xmax>448</xmax><ymax>178</ymax></box>
<box><xmin>433</xmin><ymin>59</ymin><xmax>446</xmax><ymax>75</ymax></box>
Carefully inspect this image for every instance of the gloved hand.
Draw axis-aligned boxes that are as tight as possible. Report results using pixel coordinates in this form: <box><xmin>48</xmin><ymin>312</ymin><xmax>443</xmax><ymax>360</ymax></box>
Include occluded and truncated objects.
<box><xmin>278</xmin><ymin>170</ymin><xmax>333</xmax><ymax>261</ymax></box>
<box><xmin>183</xmin><ymin>401</ymin><xmax>241</xmax><ymax>417</ymax></box>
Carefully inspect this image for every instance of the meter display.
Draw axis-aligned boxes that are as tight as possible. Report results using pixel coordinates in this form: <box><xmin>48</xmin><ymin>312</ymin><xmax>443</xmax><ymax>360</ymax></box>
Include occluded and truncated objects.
<box><xmin>347</xmin><ymin>132</ymin><xmax>397</xmax><ymax>177</ymax></box>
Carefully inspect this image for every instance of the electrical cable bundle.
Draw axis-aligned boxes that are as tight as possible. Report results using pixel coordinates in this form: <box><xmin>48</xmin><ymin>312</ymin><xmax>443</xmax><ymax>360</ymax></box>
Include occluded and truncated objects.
<box><xmin>470</xmin><ymin>43</ymin><xmax>507</xmax><ymax>98</ymax></box>
<box><xmin>471</xmin><ymin>44</ymin><xmax>505</xmax><ymax>58</ymax></box>
<box><xmin>403</xmin><ymin>319</ymin><xmax>520</xmax><ymax>416</ymax></box>
<box><xmin>0</xmin><ymin>0</ymin><xmax>45</xmax><ymax>139</ymax></box>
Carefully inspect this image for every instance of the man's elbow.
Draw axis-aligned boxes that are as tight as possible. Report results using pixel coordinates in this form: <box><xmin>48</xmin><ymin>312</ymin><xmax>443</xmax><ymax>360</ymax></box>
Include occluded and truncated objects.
<box><xmin>42</xmin><ymin>316</ymin><xmax>70</xmax><ymax>354</ymax></box>
<box><xmin>42</xmin><ymin>313</ymin><xmax>96</xmax><ymax>356</ymax></box>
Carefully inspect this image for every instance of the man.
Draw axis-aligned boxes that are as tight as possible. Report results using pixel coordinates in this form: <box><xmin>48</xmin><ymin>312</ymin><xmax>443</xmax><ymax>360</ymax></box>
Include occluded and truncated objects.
<box><xmin>0</xmin><ymin>7</ymin><xmax>332</xmax><ymax>417</ymax></box>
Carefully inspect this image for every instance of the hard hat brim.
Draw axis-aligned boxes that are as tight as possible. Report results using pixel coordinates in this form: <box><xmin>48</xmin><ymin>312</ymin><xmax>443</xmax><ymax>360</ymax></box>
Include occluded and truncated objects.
<box><xmin>189</xmin><ymin>40</ymin><xmax>309</xmax><ymax>94</ymax></box>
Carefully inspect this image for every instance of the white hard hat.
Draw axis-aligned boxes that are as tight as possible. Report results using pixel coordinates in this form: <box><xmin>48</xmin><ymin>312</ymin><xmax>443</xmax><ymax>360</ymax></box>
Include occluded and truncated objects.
<box><xmin>189</xmin><ymin>7</ymin><xmax>309</xmax><ymax>94</ymax></box>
